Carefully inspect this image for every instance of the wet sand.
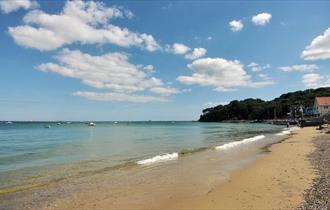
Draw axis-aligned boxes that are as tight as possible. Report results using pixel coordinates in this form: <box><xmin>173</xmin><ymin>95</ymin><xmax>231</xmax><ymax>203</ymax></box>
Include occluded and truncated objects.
<box><xmin>168</xmin><ymin>127</ymin><xmax>318</xmax><ymax>209</ymax></box>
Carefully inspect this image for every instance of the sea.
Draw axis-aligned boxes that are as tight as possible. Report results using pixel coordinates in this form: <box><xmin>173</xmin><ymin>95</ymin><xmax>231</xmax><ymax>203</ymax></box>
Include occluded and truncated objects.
<box><xmin>0</xmin><ymin>121</ymin><xmax>292</xmax><ymax>209</ymax></box>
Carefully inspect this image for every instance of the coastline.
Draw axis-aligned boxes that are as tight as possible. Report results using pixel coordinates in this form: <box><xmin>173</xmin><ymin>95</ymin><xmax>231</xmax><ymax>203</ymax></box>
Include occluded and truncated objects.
<box><xmin>50</xmin><ymin>127</ymin><xmax>319</xmax><ymax>210</ymax></box>
<box><xmin>0</xmin><ymin>126</ymin><xmax>321</xmax><ymax>209</ymax></box>
<box><xmin>168</xmin><ymin>127</ymin><xmax>318</xmax><ymax>209</ymax></box>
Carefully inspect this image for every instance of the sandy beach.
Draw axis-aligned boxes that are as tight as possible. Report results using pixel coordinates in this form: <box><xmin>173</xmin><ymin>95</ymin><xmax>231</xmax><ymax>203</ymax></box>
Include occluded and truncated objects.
<box><xmin>1</xmin><ymin>126</ymin><xmax>325</xmax><ymax>210</ymax></box>
<box><xmin>1</xmin><ymin>0</ymin><xmax>329</xmax><ymax>208</ymax></box>
<box><xmin>168</xmin><ymin>127</ymin><xmax>318</xmax><ymax>209</ymax></box>
<box><xmin>47</xmin><ymin>127</ymin><xmax>320</xmax><ymax>210</ymax></box>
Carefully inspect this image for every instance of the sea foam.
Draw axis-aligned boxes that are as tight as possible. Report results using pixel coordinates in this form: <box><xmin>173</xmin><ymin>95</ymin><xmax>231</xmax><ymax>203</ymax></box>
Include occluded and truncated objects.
<box><xmin>215</xmin><ymin>135</ymin><xmax>265</xmax><ymax>151</ymax></box>
<box><xmin>137</xmin><ymin>153</ymin><xmax>179</xmax><ymax>165</ymax></box>
<box><xmin>276</xmin><ymin>126</ymin><xmax>300</xmax><ymax>136</ymax></box>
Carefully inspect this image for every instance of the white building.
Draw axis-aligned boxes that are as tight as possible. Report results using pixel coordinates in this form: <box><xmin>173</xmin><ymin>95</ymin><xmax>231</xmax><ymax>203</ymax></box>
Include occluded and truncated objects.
<box><xmin>314</xmin><ymin>97</ymin><xmax>330</xmax><ymax>117</ymax></box>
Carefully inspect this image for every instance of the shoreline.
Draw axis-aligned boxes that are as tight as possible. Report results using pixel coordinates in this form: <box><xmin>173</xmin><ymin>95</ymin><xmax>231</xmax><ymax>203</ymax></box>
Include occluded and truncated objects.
<box><xmin>167</xmin><ymin>127</ymin><xmax>318</xmax><ymax>209</ymax></box>
<box><xmin>51</xmin><ymin>127</ymin><xmax>318</xmax><ymax>210</ymax></box>
<box><xmin>0</xmin><ymin>127</ymin><xmax>320</xmax><ymax>209</ymax></box>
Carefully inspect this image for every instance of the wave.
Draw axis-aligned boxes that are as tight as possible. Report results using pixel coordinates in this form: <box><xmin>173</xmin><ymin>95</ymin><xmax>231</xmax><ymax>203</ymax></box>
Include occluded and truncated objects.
<box><xmin>136</xmin><ymin>147</ymin><xmax>209</xmax><ymax>166</ymax></box>
<box><xmin>276</xmin><ymin>130</ymin><xmax>291</xmax><ymax>136</ymax></box>
<box><xmin>289</xmin><ymin>126</ymin><xmax>300</xmax><ymax>131</ymax></box>
<box><xmin>137</xmin><ymin>132</ymin><xmax>285</xmax><ymax>165</ymax></box>
<box><xmin>137</xmin><ymin>153</ymin><xmax>179</xmax><ymax>165</ymax></box>
<box><xmin>215</xmin><ymin>135</ymin><xmax>266</xmax><ymax>151</ymax></box>
<box><xmin>276</xmin><ymin>126</ymin><xmax>300</xmax><ymax>136</ymax></box>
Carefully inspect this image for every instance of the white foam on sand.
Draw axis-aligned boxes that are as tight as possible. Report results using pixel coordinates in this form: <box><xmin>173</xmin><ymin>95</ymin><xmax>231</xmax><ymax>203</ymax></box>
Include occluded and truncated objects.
<box><xmin>215</xmin><ymin>135</ymin><xmax>266</xmax><ymax>151</ymax></box>
<box><xmin>276</xmin><ymin>130</ymin><xmax>291</xmax><ymax>136</ymax></box>
<box><xmin>276</xmin><ymin>126</ymin><xmax>300</xmax><ymax>136</ymax></box>
<box><xmin>137</xmin><ymin>153</ymin><xmax>179</xmax><ymax>165</ymax></box>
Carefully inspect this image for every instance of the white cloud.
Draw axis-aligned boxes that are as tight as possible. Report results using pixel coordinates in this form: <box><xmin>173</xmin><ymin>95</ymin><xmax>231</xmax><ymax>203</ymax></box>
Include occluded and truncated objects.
<box><xmin>302</xmin><ymin>73</ymin><xmax>330</xmax><ymax>88</ymax></box>
<box><xmin>143</xmin><ymin>64</ymin><xmax>154</xmax><ymax>73</ymax></box>
<box><xmin>37</xmin><ymin>49</ymin><xmax>163</xmax><ymax>92</ymax></box>
<box><xmin>229</xmin><ymin>20</ymin><xmax>243</xmax><ymax>32</ymax></box>
<box><xmin>73</xmin><ymin>91</ymin><xmax>168</xmax><ymax>103</ymax></box>
<box><xmin>251</xmin><ymin>12</ymin><xmax>272</xmax><ymax>26</ymax></box>
<box><xmin>149</xmin><ymin>86</ymin><xmax>180</xmax><ymax>96</ymax></box>
<box><xmin>185</xmin><ymin>48</ymin><xmax>207</xmax><ymax>60</ymax></box>
<box><xmin>279</xmin><ymin>64</ymin><xmax>319</xmax><ymax>72</ymax></box>
<box><xmin>8</xmin><ymin>0</ymin><xmax>160</xmax><ymax>51</ymax></box>
<box><xmin>177</xmin><ymin>58</ymin><xmax>274</xmax><ymax>92</ymax></box>
<box><xmin>302</xmin><ymin>73</ymin><xmax>323</xmax><ymax>88</ymax></box>
<box><xmin>258</xmin><ymin>73</ymin><xmax>272</xmax><ymax>80</ymax></box>
<box><xmin>247</xmin><ymin>62</ymin><xmax>270</xmax><ymax>72</ymax></box>
<box><xmin>167</xmin><ymin>43</ymin><xmax>207</xmax><ymax>60</ymax></box>
<box><xmin>301</xmin><ymin>27</ymin><xmax>330</xmax><ymax>60</ymax></box>
<box><xmin>169</xmin><ymin>43</ymin><xmax>191</xmax><ymax>54</ymax></box>
<box><xmin>248</xmin><ymin>62</ymin><xmax>258</xmax><ymax>68</ymax></box>
<box><xmin>0</xmin><ymin>0</ymin><xmax>38</xmax><ymax>13</ymax></box>
<box><xmin>207</xmin><ymin>36</ymin><xmax>212</xmax><ymax>40</ymax></box>
<box><xmin>36</xmin><ymin>49</ymin><xmax>181</xmax><ymax>102</ymax></box>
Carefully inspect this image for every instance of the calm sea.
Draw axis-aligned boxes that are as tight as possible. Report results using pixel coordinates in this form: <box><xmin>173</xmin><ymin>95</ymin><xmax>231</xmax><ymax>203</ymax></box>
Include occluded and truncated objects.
<box><xmin>0</xmin><ymin>121</ymin><xmax>283</xmax><ymax>195</ymax></box>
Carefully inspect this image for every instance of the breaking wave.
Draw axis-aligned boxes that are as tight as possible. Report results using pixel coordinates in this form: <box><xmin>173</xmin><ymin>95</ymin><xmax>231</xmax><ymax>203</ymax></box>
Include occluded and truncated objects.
<box><xmin>215</xmin><ymin>135</ymin><xmax>266</xmax><ymax>151</ymax></box>
<box><xmin>276</xmin><ymin>126</ymin><xmax>300</xmax><ymax>136</ymax></box>
<box><xmin>137</xmin><ymin>153</ymin><xmax>179</xmax><ymax>165</ymax></box>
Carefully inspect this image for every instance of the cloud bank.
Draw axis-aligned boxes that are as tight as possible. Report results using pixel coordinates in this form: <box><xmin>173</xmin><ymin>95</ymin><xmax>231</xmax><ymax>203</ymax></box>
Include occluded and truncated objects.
<box><xmin>8</xmin><ymin>0</ymin><xmax>160</xmax><ymax>51</ymax></box>
<box><xmin>177</xmin><ymin>58</ymin><xmax>274</xmax><ymax>91</ymax></box>
<box><xmin>37</xmin><ymin>49</ymin><xmax>181</xmax><ymax>102</ymax></box>
<box><xmin>301</xmin><ymin>27</ymin><xmax>330</xmax><ymax>60</ymax></box>
<box><xmin>279</xmin><ymin>64</ymin><xmax>319</xmax><ymax>72</ymax></box>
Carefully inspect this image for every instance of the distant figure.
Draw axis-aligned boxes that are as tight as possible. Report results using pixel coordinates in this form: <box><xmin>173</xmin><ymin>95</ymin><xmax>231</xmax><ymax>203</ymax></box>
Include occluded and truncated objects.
<box><xmin>286</xmin><ymin>122</ymin><xmax>289</xmax><ymax>128</ymax></box>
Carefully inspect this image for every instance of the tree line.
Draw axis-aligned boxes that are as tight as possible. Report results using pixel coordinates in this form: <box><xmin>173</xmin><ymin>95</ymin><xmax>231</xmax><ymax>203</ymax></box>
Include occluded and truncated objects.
<box><xmin>199</xmin><ymin>87</ymin><xmax>330</xmax><ymax>122</ymax></box>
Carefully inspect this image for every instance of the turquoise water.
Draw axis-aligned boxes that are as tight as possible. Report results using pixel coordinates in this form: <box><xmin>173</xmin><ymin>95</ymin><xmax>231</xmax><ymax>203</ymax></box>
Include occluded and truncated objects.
<box><xmin>0</xmin><ymin>121</ymin><xmax>283</xmax><ymax>193</ymax></box>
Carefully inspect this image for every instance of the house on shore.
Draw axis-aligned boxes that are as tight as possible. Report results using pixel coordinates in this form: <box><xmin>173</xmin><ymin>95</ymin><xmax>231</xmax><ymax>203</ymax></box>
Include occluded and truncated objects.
<box><xmin>314</xmin><ymin>97</ymin><xmax>330</xmax><ymax>117</ymax></box>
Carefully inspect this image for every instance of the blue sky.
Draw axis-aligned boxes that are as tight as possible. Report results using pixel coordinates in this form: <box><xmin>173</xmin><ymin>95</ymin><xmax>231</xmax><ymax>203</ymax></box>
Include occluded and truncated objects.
<box><xmin>0</xmin><ymin>0</ymin><xmax>329</xmax><ymax>121</ymax></box>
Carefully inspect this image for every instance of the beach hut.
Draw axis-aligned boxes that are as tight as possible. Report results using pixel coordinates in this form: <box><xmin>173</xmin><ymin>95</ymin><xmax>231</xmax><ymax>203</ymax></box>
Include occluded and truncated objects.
<box><xmin>314</xmin><ymin>97</ymin><xmax>330</xmax><ymax>117</ymax></box>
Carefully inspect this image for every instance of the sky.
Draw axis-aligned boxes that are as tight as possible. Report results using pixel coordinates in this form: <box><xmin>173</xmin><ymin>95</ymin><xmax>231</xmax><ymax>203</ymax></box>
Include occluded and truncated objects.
<box><xmin>0</xmin><ymin>0</ymin><xmax>329</xmax><ymax>121</ymax></box>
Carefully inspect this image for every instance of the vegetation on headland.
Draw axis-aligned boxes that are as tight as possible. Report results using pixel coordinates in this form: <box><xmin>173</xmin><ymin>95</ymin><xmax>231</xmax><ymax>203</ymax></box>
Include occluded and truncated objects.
<box><xmin>199</xmin><ymin>87</ymin><xmax>330</xmax><ymax>122</ymax></box>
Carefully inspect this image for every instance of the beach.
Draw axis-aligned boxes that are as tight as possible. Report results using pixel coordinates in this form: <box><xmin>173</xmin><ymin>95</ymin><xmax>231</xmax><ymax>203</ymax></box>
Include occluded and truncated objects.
<box><xmin>299</xmin><ymin>131</ymin><xmax>330</xmax><ymax>209</ymax></box>
<box><xmin>168</xmin><ymin>126</ymin><xmax>319</xmax><ymax>209</ymax></box>
<box><xmin>48</xmin><ymin>127</ymin><xmax>318</xmax><ymax>209</ymax></box>
<box><xmin>1</xmin><ymin>124</ymin><xmax>327</xmax><ymax>209</ymax></box>
<box><xmin>53</xmin><ymin>127</ymin><xmax>320</xmax><ymax>210</ymax></box>
<box><xmin>1</xmin><ymin>0</ymin><xmax>329</xmax><ymax>208</ymax></box>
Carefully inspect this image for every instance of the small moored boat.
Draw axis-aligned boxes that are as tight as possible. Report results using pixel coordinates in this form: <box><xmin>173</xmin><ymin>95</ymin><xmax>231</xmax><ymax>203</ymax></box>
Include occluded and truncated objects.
<box><xmin>88</xmin><ymin>122</ymin><xmax>96</xmax><ymax>126</ymax></box>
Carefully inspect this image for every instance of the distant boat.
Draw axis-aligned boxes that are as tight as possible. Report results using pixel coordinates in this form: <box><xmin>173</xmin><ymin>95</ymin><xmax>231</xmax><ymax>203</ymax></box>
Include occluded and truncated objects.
<box><xmin>88</xmin><ymin>122</ymin><xmax>96</xmax><ymax>126</ymax></box>
<box><xmin>5</xmin><ymin>121</ymin><xmax>13</xmax><ymax>124</ymax></box>
<box><xmin>57</xmin><ymin>122</ymin><xmax>61</xmax><ymax>125</ymax></box>
<box><xmin>44</xmin><ymin>125</ymin><xmax>51</xmax><ymax>128</ymax></box>
<box><xmin>114</xmin><ymin>121</ymin><xmax>118</xmax><ymax>124</ymax></box>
